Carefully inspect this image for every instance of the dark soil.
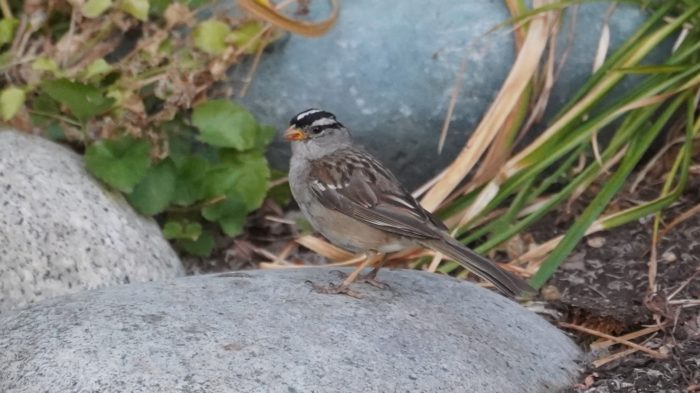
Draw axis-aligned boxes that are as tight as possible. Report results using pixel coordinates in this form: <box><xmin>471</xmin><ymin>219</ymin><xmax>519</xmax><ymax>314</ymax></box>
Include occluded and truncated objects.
<box><xmin>550</xmin><ymin>185</ymin><xmax>700</xmax><ymax>393</ymax></box>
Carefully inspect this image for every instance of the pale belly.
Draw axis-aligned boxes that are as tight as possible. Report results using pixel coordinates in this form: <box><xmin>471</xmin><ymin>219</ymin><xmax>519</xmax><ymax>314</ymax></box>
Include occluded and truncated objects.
<box><xmin>303</xmin><ymin>201</ymin><xmax>410</xmax><ymax>254</ymax></box>
<box><xmin>289</xmin><ymin>154</ymin><xmax>410</xmax><ymax>254</ymax></box>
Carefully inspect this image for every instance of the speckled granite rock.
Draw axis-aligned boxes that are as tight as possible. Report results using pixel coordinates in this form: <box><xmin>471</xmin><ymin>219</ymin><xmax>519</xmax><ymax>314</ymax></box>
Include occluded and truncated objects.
<box><xmin>0</xmin><ymin>269</ymin><xmax>581</xmax><ymax>393</ymax></box>
<box><xmin>0</xmin><ymin>130</ymin><xmax>184</xmax><ymax>313</ymax></box>
<box><xmin>232</xmin><ymin>1</ymin><xmax>664</xmax><ymax>188</ymax></box>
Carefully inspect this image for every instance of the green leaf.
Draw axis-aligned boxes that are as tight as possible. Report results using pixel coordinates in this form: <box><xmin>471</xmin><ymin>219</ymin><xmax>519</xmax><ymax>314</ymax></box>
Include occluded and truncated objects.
<box><xmin>202</xmin><ymin>164</ymin><xmax>236</xmax><ymax>198</ymax></box>
<box><xmin>255</xmin><ymin>124</ymin><xmax>276</xmax><ymax>150</ymax></box>
<box><xmin>120</xmin><ymin>0</ymin><xmax>149</xmax><ymax>20</ymax></box>
<box><xmin>202</xmin><ymin>152</ymin><xmax>269</xmax><ymax>212</ymax></box>
<box><xmin>227</xmin><ymin>20</ymin><xmax>265</xmax><ymax>54</ymax></box>
<box><xmin>31</xmin><ymin>57</ymin><xmax>60</xmax><ymax>74</ymax></box>
<box><xmin>149</xmin><ymin>0</ymin><xmax>172</xmax><ymax>16</ymax></box>
<box><xmin>84</xmin><ymin>136</ymin><xmax>151</xmax><ymax>193</ymax></box>
<box><xmin>41</xmin><ymin>79</ymin><xmax>114</xmax><ymax>122</ymax></box>
<box><xmin>172</xmin><ymin>155</ymin><xmax>209</xmax><ymax>206</ymax></box>
<box><xmin>44</xmin><ymin>123</ymin><xmax>65</xmax><ymax>141</ymax></box>
<box><xmin>218</xmin><ymin>213</ymin><xmax>246</xmax><ymax>237</ymax></box>
<box><xmin>177</xmin><ymin>229</ymin><xmax>215</xmax><ymax>256</ymax></box>
<box><xmin>29</xmin><ymin>92</ymin><xmax>61</xmax><ymax>127</ymax></box>
<box><xmin>83</xmin><ymin>59</ymin><xmax>113</xmax><ymax>80</ymax></box>
<box><xmin>0</xmin><ymin>51</ymin><xmax>11</xmax><ymax>69</ymax></box>
<box><xmin>163</xmin><ymin>220</ymin><xmax>202</xmax><ymax>240</ymax></box>
<box><xmin>186</xmin><ymin>0</ymin><xmax>208</xmax><ymax>8</ymax></box>
<box><xmin>127</xmin><ymin>160</ymin><xmax>176</xmax><ymax>215</ymax></box>
<box><xmin>0</xmin><ymin>18</ymin><xmax>18</xmax><ymax>46</ymax></box>
<box><xmin>268</xmin><ymin>169</ymin><xmax>291</xmax><ymax>206</ymax></box>
<box><xmin>0</xmin><ymin>87</ymin><xmax>25</xmax><ymax>121</ymax></box>
<box><xmin>221</xmin><ymin>151</ymin><xmax>270</xmax><ymax>211</ymax></box>
<box><xmin>193</xmin><ymin>19</ymin><xmax>231</xmax><ymax>55</ymax></box>
<box><xmin>202</xmin><ymin>197</ymin><xmax>247</xmax><ymax>236</ymax></box>
<box><xmin>192</xmin><ymin>99</ymin><xmax>258</xmax><ymax>150</ymax></box>
<box><xmin>83</xmin><ymin>0</ymin><xmax>112</xmax><ymax>18</ymax></box>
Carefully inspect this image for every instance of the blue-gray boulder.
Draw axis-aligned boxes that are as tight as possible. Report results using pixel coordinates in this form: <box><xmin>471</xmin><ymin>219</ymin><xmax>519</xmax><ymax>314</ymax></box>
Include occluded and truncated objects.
<box><xmin>233</xmin><ymin>2</ymin><xmax>661</xmax><ymax>188</ymax></box>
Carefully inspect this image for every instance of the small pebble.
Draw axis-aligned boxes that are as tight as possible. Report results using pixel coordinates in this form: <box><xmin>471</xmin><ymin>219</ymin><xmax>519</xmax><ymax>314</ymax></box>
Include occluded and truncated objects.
<box><xmin>661</xmin><ymin>251</ymin><xmax>677</xmax><ymax>262</ymax></box>
<box><xmin>586</xmin><ymin>237</ymin><xmax>606</xmax><ymax>248</ymax></box>
<box><xmin>541</xmin><ymin>285</ymin><xmax>562</xmax><ymax>301</ymax></box>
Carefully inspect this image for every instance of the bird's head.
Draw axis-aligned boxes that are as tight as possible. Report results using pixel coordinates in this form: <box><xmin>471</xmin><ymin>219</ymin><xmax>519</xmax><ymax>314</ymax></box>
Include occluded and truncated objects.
<box><xmin>284</xmin><ymin>108</ymin><xmax>350</xmax><ymax>143</ymax></box>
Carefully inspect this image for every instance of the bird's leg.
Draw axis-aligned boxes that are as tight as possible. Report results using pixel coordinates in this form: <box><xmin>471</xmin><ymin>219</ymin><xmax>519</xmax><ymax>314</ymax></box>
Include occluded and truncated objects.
<box><xmin>308</xmin><ymin>252</ymin><xmax>380</xmax><ymax>298</ymax></box>
<box><xmin>357</xmin><ymin>254</ymin><xmax>389</xmax><ymax>289</ymax></box>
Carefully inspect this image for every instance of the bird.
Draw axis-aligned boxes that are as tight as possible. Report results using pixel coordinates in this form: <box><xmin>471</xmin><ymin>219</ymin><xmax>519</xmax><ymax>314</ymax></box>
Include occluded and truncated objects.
<box><xmin>284</xmin><ymin>108</ymin><xmax>535</xmax><ymax>298</ymax></box>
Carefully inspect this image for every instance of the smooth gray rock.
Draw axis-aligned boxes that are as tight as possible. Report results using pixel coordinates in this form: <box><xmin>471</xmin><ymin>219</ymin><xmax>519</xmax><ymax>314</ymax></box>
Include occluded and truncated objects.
<box><xmin>0</xmin><ymin>130</ymin><xmax>184</xmax><ymax>313</ymax></box>
<box><xmin>233</xmin><ymin>1</ymin><xmax>663</xmax><ymax>188</ymax></box>
<box><xmin>0</xmin><ymin>269</ymin><xmax>581</xmax><ymax>392</ymax></box>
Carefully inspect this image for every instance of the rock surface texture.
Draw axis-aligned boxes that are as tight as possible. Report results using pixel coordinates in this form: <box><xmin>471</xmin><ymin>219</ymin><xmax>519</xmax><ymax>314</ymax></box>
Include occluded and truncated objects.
<box><xmin>0</xmin><ymin>130</ymin><xmax>184</xmax><ymax>313</ymax></box>
<box><xmin>232</xmin><ymin>1</ymin><xmax>661</xmax><ymax>188</ymax></box>
<box><xmin>0</xmin><ymin>269</ymin><xmax>581</xmax><ymax>393</ymax></box>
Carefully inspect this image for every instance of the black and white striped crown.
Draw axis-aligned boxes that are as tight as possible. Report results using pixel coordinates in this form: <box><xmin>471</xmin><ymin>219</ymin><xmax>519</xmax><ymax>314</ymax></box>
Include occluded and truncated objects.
<box><xmin>289</xmin><ymin>108</ymin><xmax>342</xmax><ymax>130</ymax></box>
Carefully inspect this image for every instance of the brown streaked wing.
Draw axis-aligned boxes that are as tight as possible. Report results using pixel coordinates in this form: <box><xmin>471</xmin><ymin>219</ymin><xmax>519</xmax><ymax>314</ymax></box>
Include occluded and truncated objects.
<box><xmin>308</xmin><ymin>148</ymin><xmax>446</xmax><ymax>239</ymax></box>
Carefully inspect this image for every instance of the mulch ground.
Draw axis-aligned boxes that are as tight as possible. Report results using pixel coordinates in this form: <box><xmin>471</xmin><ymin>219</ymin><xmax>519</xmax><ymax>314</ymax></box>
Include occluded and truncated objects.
<box><xmin>551</xmin><ymin>185</ymin><xmax>700</xmax><ymax>393</ymax></box>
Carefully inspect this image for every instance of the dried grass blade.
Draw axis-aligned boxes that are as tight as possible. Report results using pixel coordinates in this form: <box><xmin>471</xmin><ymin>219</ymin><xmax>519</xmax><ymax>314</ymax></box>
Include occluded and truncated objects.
<box><xmin>295</xmin><ymin>235</ymin><xmax>353</xmax><ymax>261</ymax></box>
<box><xmin>504</xmin><ymin>3</ymin><xmax>700</xmax><ymax>177</ymax></box>
<box><xmin>426</xmin><ymin>252</ymin><xmax>443</xmax><ymax>273</ymax></box>
<box><xmin>238</xmin><ymin>0</ymin><xmax>339</xmax><ymax>37</ymax></box>
<box><xmin>259</xmin><ymin>254</ymin><xmax>365</xmax><ymax>269</ymax></box>
<box><xmin>592</xmin><ymin>3</ymin><xmax>616</xmax><ymax>73</ymax></box>
<box><xmin>421</xmin><ymin>0</ymin><xmax>554</xmax><ymax>212</ymax></box>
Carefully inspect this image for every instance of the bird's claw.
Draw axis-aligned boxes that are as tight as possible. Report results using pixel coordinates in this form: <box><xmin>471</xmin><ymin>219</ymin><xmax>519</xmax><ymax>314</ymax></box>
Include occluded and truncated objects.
<box><xmin>305</xmin><ymin>280</ymin><xmax>363</xmax><ymax>299</ymax></box>
<box><xmin>326</xmin><ymin>270</ymin><xmax>390</xmax><ymax>290</ymax></box>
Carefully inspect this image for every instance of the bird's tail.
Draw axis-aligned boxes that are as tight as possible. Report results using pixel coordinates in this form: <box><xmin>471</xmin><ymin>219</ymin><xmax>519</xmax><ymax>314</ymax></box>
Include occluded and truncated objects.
<box><xmin>421</xmin><ymin>237</ymin><xmax>536</xmax><ymax>298</ymax></box>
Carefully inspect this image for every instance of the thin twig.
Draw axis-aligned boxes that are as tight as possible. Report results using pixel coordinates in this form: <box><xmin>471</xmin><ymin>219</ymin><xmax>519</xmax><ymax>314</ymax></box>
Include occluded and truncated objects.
<box><xmin>559</xmin><ymin>322</ymin><xmax>667</xmax><ymax>359</ymax></box>
<box><xmin>668</xmin><ymin>270</ymin><xmax>700</xmax><ymax>301</ymax></box>
<box><xmin>630</xmin><ymin>134</ymin><xmax>689</xmax><ymax>193</ymax></box>
<box><xmin>592</xmin><ymin>347</ymin><xmax>640</xmax><ymax>368</ymax></box>
<box><xmin>437</xmin><ymin>50</ymin><xmax>469</xmax><ymax>154</ymax></box>
<box><xmin>268</xmin><ymin>176</ymin><xmax>289</xmax><ymax>188</ymax></box>
<box><xmin>658</xmin><ymin>202</ymin><xmax>700</xmax><ymax>240</ymax></box>
<box><xmin>238</xmin><ymin>36</ymin><xmax>267</xmax><ymax>98</ymax></box>
<box><xmin>590</xmin><ymin>325</ymin><xmax>663</xmax><ymax>350</ymax></box>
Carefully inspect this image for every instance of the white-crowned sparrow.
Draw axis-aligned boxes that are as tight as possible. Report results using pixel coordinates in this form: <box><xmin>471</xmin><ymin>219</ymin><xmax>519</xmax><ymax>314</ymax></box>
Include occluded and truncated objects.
<box><xmin>285</xmin><ymin>108</ymin><xmax>534</xmax><ymax>298</ymax></box>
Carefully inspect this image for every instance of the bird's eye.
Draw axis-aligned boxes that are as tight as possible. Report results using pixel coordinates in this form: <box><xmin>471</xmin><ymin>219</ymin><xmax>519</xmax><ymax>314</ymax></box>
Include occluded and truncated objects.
<box><xmin>310</xmin><ymin>126</ymin><xmax>323</xmax><ymax>134</ymax></box>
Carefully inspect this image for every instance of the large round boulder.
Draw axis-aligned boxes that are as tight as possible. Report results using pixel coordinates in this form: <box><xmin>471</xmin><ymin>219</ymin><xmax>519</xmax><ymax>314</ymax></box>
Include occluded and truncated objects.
<box><xmin>0</xmin><ymin>269</ymin><xmax>581</xmax><ymax>392</ymax></box>
<box><xmin>0</xmin><ymin>130</ymin><xmax>184</xmax><ymax>313</ymax></box>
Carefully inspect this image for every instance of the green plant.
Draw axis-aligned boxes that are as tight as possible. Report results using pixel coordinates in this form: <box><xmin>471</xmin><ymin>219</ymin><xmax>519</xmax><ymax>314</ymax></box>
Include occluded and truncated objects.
<box><xmin>0</xmin><ymin>0</ymin><xmax>294</xmax><ymax>256</ymax></box>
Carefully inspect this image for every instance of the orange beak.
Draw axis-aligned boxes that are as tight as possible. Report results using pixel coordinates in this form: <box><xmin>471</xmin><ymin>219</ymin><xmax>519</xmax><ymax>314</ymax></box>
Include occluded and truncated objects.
<box><xmin>284</xmin><ymin>127</ymin><xmax>307</xmax><ymax>141</ymax></box>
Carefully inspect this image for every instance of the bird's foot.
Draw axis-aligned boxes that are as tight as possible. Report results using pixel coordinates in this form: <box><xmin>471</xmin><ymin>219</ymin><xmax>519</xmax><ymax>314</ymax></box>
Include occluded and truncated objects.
<box><xmin>328</xmin><ymin>270</ymin><xmax>390</xmax><ymax>290</ymax></box>
<box><xmin>305</xmin><ymin>280</ymin><xmax>363</xmax><ymax>299</ymax></box>
<box><xmin>359</xmin><ymin>274</ymin><xmax>390</xmax><ymax>290</ymax></box>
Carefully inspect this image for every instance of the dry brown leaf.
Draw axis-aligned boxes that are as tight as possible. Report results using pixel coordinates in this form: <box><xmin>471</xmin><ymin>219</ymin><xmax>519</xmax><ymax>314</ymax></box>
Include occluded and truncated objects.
<box><xmin>164</xmin><ymin>2</ymin><xmax>193</xmax><ymax>28</ymax></box>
